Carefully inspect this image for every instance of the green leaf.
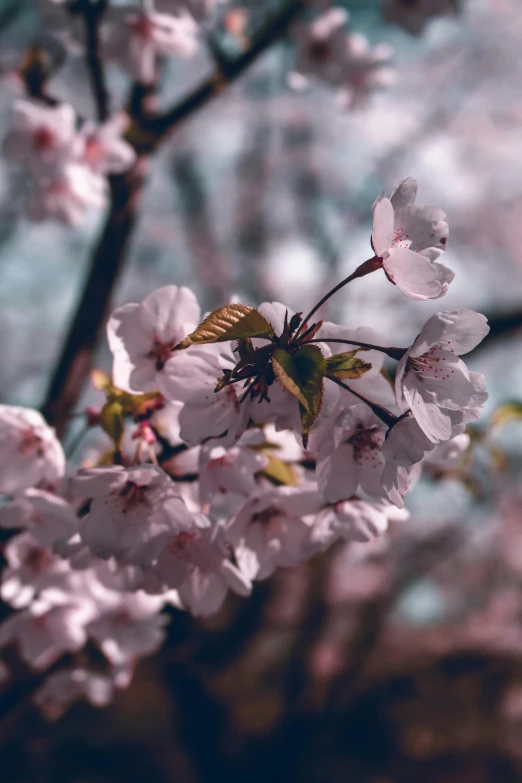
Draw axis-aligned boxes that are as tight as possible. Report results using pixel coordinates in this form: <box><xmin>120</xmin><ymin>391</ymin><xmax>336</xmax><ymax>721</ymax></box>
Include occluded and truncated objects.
<box><xmin>326</xmin><ymin>350</ymin><xmax>372</xmax><ymax>380</ymax></box>
<box><xmin>100</xmin><ymin>400</ymin><xmax>125</xmax><ymax>452</ymax></box>
<box><xmin>260</xmin><ymin>455</ymin><xmax>299</xmax><ymax>486</ymax></box>
<box><xmin>272</xmin><ymin>345</ymin><xmax>326</xmax><ymax>445</ymax></box>
<box><xmin>177</xmin><ymin>304</ymin><xmax>274</xmax><ymax>349</ymax></box>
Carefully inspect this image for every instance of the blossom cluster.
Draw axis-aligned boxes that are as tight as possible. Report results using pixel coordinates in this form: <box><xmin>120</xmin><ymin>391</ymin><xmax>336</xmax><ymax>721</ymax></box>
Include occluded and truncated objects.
<box><xmin>2</xmin><ymin>103</ymin><xmax>136</xmax><ymax>224</ymax></box>
<box><xmin>0</xmin><ymin>177</ymin><xmax>488</xmax><ymax>718</ymax></box>
<box><xmin>0</xmin><ymin>0</ymin><xmax>465</xmax><ymax>226</ymax></box>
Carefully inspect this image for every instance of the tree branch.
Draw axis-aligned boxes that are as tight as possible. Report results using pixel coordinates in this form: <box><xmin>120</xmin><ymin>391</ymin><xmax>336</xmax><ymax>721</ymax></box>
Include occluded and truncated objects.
<box><xmin>42</xmin><ymin>161</ymin><xmax>149</xmax><ymax>434</ymax></box>
<box><xmin>82</xmin><ymin>0</ymin><xmax>110</xmax><ymax>123</ymax></box>
<box><xmin>41</xmin><ymin>1</ymin><xmax>306</xmax><ymax>436</ymax></box>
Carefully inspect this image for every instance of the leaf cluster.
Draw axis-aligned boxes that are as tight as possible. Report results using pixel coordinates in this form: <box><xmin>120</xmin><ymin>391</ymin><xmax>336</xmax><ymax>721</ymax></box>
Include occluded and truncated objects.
<box><xmin>175</xmin><ymin>304</ymin><xmax>373</xmax><ymax>446</ymax></box>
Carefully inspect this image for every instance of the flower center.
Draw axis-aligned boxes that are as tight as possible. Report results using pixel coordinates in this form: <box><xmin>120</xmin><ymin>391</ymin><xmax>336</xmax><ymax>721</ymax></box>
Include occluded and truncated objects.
<box><xmin>130</xmin><ymin>15</ymin><xmax>154</xmax><ymax>40</ymax></box>
<box><xmin>147</xmin><ymin>340</ymin><xmax>173</xmax><ymax>372</ymax></box>
<box><xmin>167</xmin><ymin>530</ymin><xmax>200</xmax><ymax>556</ymax></box>
<box><xmin>347</xmin><ymin>424</ymin><xmax>382</xmax><ymax>465</ymax></box>
<box><xmin>33</xmin><ymin>126</ymin><xmax>56</xmax><ymax>151</ymax></box>
<box><xmin>390</xmin><ymin>227</ymin><xmax>411</xmax><ymax>250</ymax></box>
<box><xmin>26</xmin><ymin>546</ymin><xmax>53</xmax><ymax>572</ymax></box>
<box><xmin>118</xmin><ymin>481</ymin><xmax>149</xmax><ymax>512</ymax></box>
<box><xmin>19</xmin><ymin>428</ymin><xmax>45</xmax><ymax>457</ymax></box>
<box><xmin>307</xmin><ymin>38</ymin><xmax>332</xmax><ymax>62</ymax></box>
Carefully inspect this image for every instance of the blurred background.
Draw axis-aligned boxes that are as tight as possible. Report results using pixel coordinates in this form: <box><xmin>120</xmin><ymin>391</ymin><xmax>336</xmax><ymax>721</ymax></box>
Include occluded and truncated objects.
<box><xmin>3</xmin><ymin>0</ymin><xmax>522</xmax><ymax>781</ymax></box>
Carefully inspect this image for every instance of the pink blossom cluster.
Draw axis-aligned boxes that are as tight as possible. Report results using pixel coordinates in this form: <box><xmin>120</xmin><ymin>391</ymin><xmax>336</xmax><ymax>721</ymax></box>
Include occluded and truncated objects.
<box><xmin>0</xmin><ymin>177</ymin><xmax>489</xmax><ymax>719</ymax></box>
<box><xmin>2</xmin><ymin>102</ymin><xmax>136</xmax><ymax>224</ymax></box>
<box><xmin>290</xmin><ymin>7</ymin><xmax>396</xmax><ymax>108</ymax></box>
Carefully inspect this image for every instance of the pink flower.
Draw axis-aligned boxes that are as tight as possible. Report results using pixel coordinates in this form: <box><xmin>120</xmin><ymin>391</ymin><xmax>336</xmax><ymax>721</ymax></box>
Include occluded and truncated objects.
<box><xmin>143</xmin><ymin>525</ymin><xmax>251</xmax><ymax>612</ymax></box>
<box><xmin>0</xmin><ymin>406</ymin><xmax>65</xmax><ymax>495</ymax></box>
<box><xmin>101</xmin><ymin>6</ymin><xmax>198</xmax><ymax>83</ymax></box>
<box><xmin>27</xmin><ymin>162</ymin><xmax>107</xmax><ymax>225</ymax></box>
<box><xmin>291</xmin><ymin>8</ymin><xmax>352</xmax><ymax>89</ymax></box>
<box><xmin>395</xmin><ymin>310</ymin><xmax>489</xmax><ymax>443</ymax></box>
<box><xmin>34</xmin><ymin>668</ymin><xmax>115</xmax><ymax>721</ymax></box>
<box><xmin>107</xmin><ymin>285</ymin><xmax>201</xmax><ymax>395</ymax></box>
<box><xmin>162</xmin><ymin>343</ymin><xmax>251</xmax><ymax>447</ymax></box>
<box><xmin>0</xmin><ymin>489</ymin><xmax>78</xmax><ymax>547</ymax></box>
<box><xmin>1</xmin><ymin>533</ymin><xmax>71</xmax><ymax>609</ymax></box>
<box><xmin>69</xmin><ymin>465</ymin><xmax>201</xmax><ymax>565</ymax></box>
<box><xmin>290</xmin><ymin>10</ymin><xmax>395</xmax><ymax>108</ymax></box>
<box><xmin>424</xmin><ymin>432</ymin><xmax>470</xmax><ymax>469</ymax></box>
<box><xmin>310</xmin><ymin>497</ymin><xmax>408</xmax><ymax>552</ymax></box>
<box><xmin>316</xmin><ymin>404</ymin><xmax>387</xmax><ymax>503</ymax></box>
<box><xmin>87</xmin><ymin>593</ymin><xmax>167</xmax><ymax>666</ymax></box>
<box><xmin>226</xmin><ymin>485</ymin><xmax>324</xmax><ymax>581</ymax></box>
<box><xmin>77</xmin><ymin>113</ymin><xmax>136</xmax><ymax>175</ymax></box>
<box><xmin>380</xmin><ymin>412</ymin><xmax>436</xmax><ymax>508</ymax></box>
<box><xmin>2</xmin><ymin>101</ymin><xmax>77</xmax><ymax>175</ymax></box>
<box><xmin>198</xmin><ymin>441</ymin><xmax>268</xmax><ymax>505</ymax></box>
<box><xmin>167</xmin><ymin>537</ymin><xmax>251</xmax><ymax>618</ymax></box>
<box><xmin>372</xmin><ymin>177</ymin><xmax>453</xmax><ymax>300</ymax></box>
<box><xmin>0</xmin><ymin>598</ymin><xmax>93</xmax><ymax>670</ymax></box>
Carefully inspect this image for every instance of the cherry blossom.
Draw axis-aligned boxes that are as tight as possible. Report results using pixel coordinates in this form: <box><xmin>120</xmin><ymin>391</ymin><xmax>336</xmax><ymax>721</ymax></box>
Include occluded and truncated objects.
<box><xmin>315</xmin><ymin>404</ymin><xmax>387</xmax><ymax>503</ymax></box>
<box><xmin>372</xmin><ymin>177</ymin><xmax>453</xmax><ymax>300</ymax></box>
<box><xmin>226</xmin><ymin>484</ymin><xmax>324</xmax><ymax>582</ymax></box>
<box><xmin>100</xmin><ymin>5</ymin><xmax>198</xmax><ymax>84</ymax></box>
<box><xmin>87</xmin><ymin>592</ymin><xmax>168</xmax><ymax>667</ymax></box>
<box><xmin>380</xmin><ymin>412</ymin><xmax>436</xmax><ymax>508</ymax></box>
<box><xmin>395</xmin><ymin>310</ymin><xmax>490</xmax><ymax>443</ymax></box>
<box><xmin>27</xmin><ymin>162</ymin><xmax>107</xmax><ymax>225</ymax></box>
<box><xmin>107</xmin><ymin>285</ymin><xmax>201</xmax><ymax>395</ymax></box>
<box><xmin>0</xmin><ymin>532</ymin><xmax>72</xmax><ymax>609</ymax></box>
<box><xmin>310</xmin><ymin>497</ymin><xmax>408</xmax><ymax>552</ymax></box>
<box><xmin>425</xmin><ymin>432</ymin><xmax>471</xmax><ymax>469</ymax></box>
<box><xmin>0</xmin><ymin>406</ymin><xmax>65</xmax><ymax>495</ymax></box>
<box><xmin>77</xmin><ymin>113</ymin><xmax>137</xmax><ymax>175</ymax></box>
<box><xmin>290</xmin><ymin>8</ymin><xmax>352</xmax><ymax>89</ymax></box>
<box><xmin>2</xmin><ymin>101</ymin><xmax>77</xmax><ymax>174</ymax></box>
<box><xmin>0</xmin><ymin>597</ymin><xmax>94</xmax><ymax>670</ymax></box>
<box><xmin>0</xmin><ymin>488</ymin><xmax>78</xmax><ymax>547</ymax></box>
<box><xmin>34</xmin><ymin>668</ymin><xmax>115</xmax><ymax>721</ymax></box>
<box><xmin>69</xmin><ymin>465</ymin><xmax>202</xmax><ymax>565</ymax></box>
<box><xmin>162</xmin><ymin>343</ymin><xmax>251</xmax><ymax>446</ymax></box>
<box><xmin>290</xmin><ymin>9</ymin><xmax>394</xmax><ymax>108</ymax></box>
<box><xmin>141</xmin><ymin>524</ymin><xmax>251</xmax><ymax>612</ymax></box>
<box><xmin>198</xmin><ymin>440</ymin><xmax>269</xmax><ymax>505</ymax></box>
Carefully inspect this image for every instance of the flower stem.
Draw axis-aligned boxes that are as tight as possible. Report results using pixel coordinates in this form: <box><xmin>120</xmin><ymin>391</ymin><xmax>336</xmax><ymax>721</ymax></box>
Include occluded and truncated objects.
<box><xmin>294</xmin><ymin>256</ymin><xmax>382</xmax><ymax>340</ymax></box>
<box><xmin>326</xmin><ymin>375</ymin><xmax>398</xmax><ymax>429</ymax></box>
<box><xmin>307</xmin><ymin>338</ymin><xmax>405</xmax><ymax>361</ymax></box>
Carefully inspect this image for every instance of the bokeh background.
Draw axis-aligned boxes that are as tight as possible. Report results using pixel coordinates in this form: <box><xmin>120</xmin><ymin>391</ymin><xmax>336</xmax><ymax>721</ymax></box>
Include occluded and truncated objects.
<box><xmin>3</xmin><ymin>1</ymin><xmax>522</xmax><ymax>781</ymax></box>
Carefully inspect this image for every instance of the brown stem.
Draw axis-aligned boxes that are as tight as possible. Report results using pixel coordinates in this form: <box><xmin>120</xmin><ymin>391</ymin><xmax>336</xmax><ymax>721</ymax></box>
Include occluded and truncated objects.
<box><xmin>326</xmin><ymin>374</ymin><xmax>398</xmax><ymax>429</ymax></box>
<box><xmin>307</xmin><ymin>337</ymin><xmax>406</xmax><ymax>361</ymax></box>
<box><xmin>42</xmin><ymin>161</ymin><xmax>149</xmax><ymax>435</ymax></box>
<box><xmin>294</xmin><ymin>256</ymin><xmax>382</xmax><ymax>340</ymax></box>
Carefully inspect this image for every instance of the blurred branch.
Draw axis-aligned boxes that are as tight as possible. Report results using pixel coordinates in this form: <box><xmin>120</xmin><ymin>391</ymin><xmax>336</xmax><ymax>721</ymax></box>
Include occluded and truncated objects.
<box><xmin>41</xmin><ymin>0</ymin><xmax>305</xmax><ymax>435</ymax></box>
<box><xmin>81</xmin><ymin>0</ymin><xmax>110</xmax><ymax>122</ymax></box>
<box><xmin>42</xmin><ymin>162</ymin><xmax>149</xmax><ymax>433</ymax></box>
<box><xmin>144</xmin><ymin>0</ymin><xmax>304</xmax><ymax>146</ymax></box>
